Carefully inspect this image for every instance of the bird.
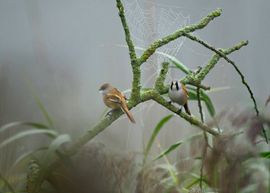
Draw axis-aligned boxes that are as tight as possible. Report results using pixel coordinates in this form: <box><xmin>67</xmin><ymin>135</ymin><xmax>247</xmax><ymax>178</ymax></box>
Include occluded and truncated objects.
<box><xmin>99</xmin><ymin>83</ymin><xmax>136</xmax><ymax>123</ymax></box>
<box><xmin>168</xmin><ymin>80</ymin><xmax>191</xmax><ymax>115</ymax></box>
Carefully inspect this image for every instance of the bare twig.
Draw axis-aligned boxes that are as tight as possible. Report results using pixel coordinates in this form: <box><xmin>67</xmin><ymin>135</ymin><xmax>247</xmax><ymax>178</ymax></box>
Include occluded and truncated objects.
<box><xmin>184</xmin><ymin>33</ymin><xmax>259</xmax><ymax>115</ymax></box>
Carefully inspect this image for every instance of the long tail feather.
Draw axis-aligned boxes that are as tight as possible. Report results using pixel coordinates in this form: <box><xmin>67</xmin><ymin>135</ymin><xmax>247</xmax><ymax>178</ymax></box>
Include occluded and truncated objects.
<box><xmin>184</xmin><ymin>103</ymin><xmax>191</xmax><ymax>115</ymax></box>
<box><xmin>121</xmin><ymin>104</ymin><xmax>136</xmax><ymax>123</ymax></box>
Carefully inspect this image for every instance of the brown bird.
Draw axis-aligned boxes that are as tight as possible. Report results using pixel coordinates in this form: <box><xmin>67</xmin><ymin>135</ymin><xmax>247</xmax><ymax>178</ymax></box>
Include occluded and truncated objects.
<box><xmin>168</xmin><ymin>80</ymin><xmax>191</xmax><ymax>115</ymax></box>
<box><xmin>99</xmin><ymin>83</ymin><xmax>136</xmax><ymax>123</ymax></box>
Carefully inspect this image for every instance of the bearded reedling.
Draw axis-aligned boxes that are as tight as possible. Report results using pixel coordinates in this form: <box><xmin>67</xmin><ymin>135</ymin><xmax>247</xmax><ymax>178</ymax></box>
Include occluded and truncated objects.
<box><xmin>168</xmin><ymin>80</ymin><xmax>191</xmax><ymax>115</ymax></box>
<box><xmin>99</xmin><ymin>83</ymin><xmax>136</xmax><ymax>123</ymax></box>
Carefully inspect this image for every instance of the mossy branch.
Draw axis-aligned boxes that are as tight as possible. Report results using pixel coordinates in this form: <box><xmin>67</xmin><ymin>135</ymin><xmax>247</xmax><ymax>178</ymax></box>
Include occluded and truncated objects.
<box><xmin>116</xmin><ymin>0</ymin><xmax>140</xmax><ymax>102</ymax></box>
<box><xmin>183</xmin><ymin>33</ymin><xmax>259</xmax><ymax>115</ymax></box>
<box><xmin>138</xmin><ymin>8</ymin><xmax>222</xmax><ymax>65</ymax></box>
<box><xmin>155</xmin><ymin>62</ymin><xmax>169</xmax><ymax>93</ymax></box>
<box><xmin>155</xmin><ymin>41</ymin><xmax>248</xmax><ymax>95</ymax></box>
<box><xmin>152</xmin><ymin>93</ymin><xmax>219</xmax><ymax>136</ymax></box>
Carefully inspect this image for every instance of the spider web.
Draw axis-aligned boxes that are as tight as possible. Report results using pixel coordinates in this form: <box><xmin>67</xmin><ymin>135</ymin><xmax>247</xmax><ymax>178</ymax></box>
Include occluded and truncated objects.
<box><xmin>121</xmin><ymin>0</ymin><xmax>191</xmax><ymax>149</ymax></box>
<box><xmin>124</xmin><ymin>0</ymin><xmax>190</xmax><ymax>72</ymax></box>
<box><xmin>123</xmin><ymin>0</ymin><xmax>191</xmax><ymax>88</ymax></box>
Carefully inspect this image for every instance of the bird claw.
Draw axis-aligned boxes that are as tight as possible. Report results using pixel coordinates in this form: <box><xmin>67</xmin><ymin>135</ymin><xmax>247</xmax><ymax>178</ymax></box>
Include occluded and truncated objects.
<box><xmin>106</xmin><ymin>110</ymin><xmax>114</xmax><ymax>117</ymax></box>
<box><xmin>177</xmin><ymin>107</ymin><xmax>182</xmax><ymax>114</ymax></box>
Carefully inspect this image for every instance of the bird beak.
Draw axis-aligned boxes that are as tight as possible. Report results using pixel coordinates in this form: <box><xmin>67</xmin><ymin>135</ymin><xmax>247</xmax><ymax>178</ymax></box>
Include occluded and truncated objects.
<box><xmin>99</xmin><ymin>90</ymin><xmax>104</xmax><ymax>94</ymax></box>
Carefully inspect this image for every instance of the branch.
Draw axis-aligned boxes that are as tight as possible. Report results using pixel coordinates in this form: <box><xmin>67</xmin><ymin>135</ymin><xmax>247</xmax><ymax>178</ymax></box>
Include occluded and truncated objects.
<box><xmin>194</xmin><ymin>40</ymin><xmax>248</xmax><ymax>81</ymax></box>
<box><xmin>116</xmin><ymin>0</ymin><xmax>141</xmax><ymax>102</ymax></box>
<box><xmin>197</xmin><ymin>88</ymin><xmax>204</xmax><ymax>123</ymax></box>
<box><xmin>151</xmin><ymin>93</ymin><xmax>219</xmax><ymax>136</ymax></box>
<box><xmin>155</xmin><ymin>62</ymin><xmax>169</xmax><ymax>93</ymax></box>
<box><xmin>183</xmin><ymin>34</ymin><xmax>259</xmax><ymax>115</ymax></box>
<box><xmin>155</xmin><ymin>41</ymin><xmax>248</xmax><ymax>95</ymax></box>
<box><xmin>116</xmin><ymin>0</ymin><xmax>136</xmax><ymax>63</ymax></box>
<box><xmin>138</xmin><ymin>8</ymin><xmax>222</xmax><ymax>65</ymax></box>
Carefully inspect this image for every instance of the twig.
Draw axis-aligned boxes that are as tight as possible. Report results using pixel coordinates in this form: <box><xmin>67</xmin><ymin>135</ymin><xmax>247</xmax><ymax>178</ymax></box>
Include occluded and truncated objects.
<box><xmin>186</xmin><ymin>36</ymin><xmax>268</xmax><ymax>142</ymax></box>
<box><xmin>197</xmin><ymin>88</ymin><xmax>204</xmax><ymax>123</ymax></box>
<box><xmin>151</xmin><ymin>92</ymin><xmax>219</xmax><ymax>136</ymax></box>
<box><xmin>196</xmin><ymin>87</ymin><xmax>208</xmax><ymax>189</ymax></box>
<box><xmin>184</xmin><ymin>34</ymin><xmax>259</xmax><ymax>115</ymax></box>
<box><xmin>155</xmin><ymin>62</ymin><xmax>169</xmax><ymax>93</ymax></box>
<box><xmin>138</xmin><ymin>9</ymin><xmax>222</xmax><ymax>65</ymax></box>
<box><xmin>195</xmin><ymin>40</ymin><xmax>248</xmax><ymax>81</ymax></box>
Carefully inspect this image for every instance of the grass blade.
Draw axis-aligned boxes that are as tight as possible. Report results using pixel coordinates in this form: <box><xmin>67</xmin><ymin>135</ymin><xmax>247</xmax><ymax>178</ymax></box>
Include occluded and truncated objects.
<box><xmin>0</xmin><ymin>121</ymin><xmax>49</xmax><ymax>133</ymax></box>
<box><xmin>0</xmin><ymin>129</ymin><xmax>58</xmax><ymax>149</ymax></box>
<box><xmin>187</xmin><ymin>87</ymin><xmax>216</xmax><ymax>117</ymax></box>
<box><xmin>157</xmin><ymin>52</ymin><xmax>191</xmax><ymax>74</ymax></box>
<box><xmin>26</xmin><ymin>80</ymin><xmax>55</xmax><ymax>129</ymax></box>
<box><xmin>118</xmin><ymin>44</ymin><xmax>192</xmax><ymax>74</ymax></box>
<box><xmin>200</xmin><ymin>90</ymin><xmax>216</xmax><ymax>117</ymax></box>
<box><xmin>33</xmin><ymin>94</ymin><xmax>55</xmax><ymax>129</ymax></box>
<box><xmin>260</xmin><ymin>151</ymin><xmax>270</xmax><ymax>159</ymax></box>
<box><xmin>154</xmin><ymin>141</ymin><xmax>183</xmax><ymax>161</ymax></box>
<box><xmin>154</xmin><ymin>133</ymin><xmax>202</xmax><ymax>161</ymax></box>
<box><xmin>144</xmin><ymin>114</ymin><xmax>174</xmax><ymax>163</ymax></box>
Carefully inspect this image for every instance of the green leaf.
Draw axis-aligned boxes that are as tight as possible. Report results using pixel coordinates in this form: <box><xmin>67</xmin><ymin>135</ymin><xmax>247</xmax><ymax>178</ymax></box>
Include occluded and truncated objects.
<box><xmin>33</xmin><ymin>94</ymin><xmax>55</xmax><ymax>129</ymax></box>
<box><xmin>158</xmin><ymin>52</ymin><xmax>191</xmax><ymax>75</ymax></box>
<box><xmin>132</xmin><ymin>45</ymin><xmax>192</xmax><ymax>74</ymax></box>
<box><xmin>0</xmin><ymin>129</ymin><xmax>58</xmax><ymax>149</ymax></box>
<box><xmin>144</xmin><ymin>114</ymin><xmax>174</xmax><ymax>163</ymax></box>
<box><xmin>187</xmin><ymin>86</ymin><xmax>216</xmax><ymax>117</ymax></box>
<box><xmin>0</xmin><ymin>121</ymin><xmax>49</xmax><ymax>133</ymax></box>
<box><xmin>260</xmin><ymin>151</ymin><xmax>270</xmax><ymax>159</ymax></box>
<box><xmin>200</xmin><ymin>91</ymin><xmax>216</xmax><ymax>117</ymax></box>
<box><xmin>154</xmin><ymin>141</ymin><xmax>183</xmax><ymax>161</ymax></box>
<box><xmin>26</xmin><ymin>80</ymin><xmax>55</xmax><ymax>129</ymax></box>
<box><xmin>154</xmin><ymin>133</ymin><xmax>202</xmax><ymax>161</ymax></box>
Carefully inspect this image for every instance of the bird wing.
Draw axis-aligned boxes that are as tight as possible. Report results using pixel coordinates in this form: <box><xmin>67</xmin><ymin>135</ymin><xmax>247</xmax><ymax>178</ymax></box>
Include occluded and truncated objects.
<box><xmin>106</xmin><ymin>93</ymin><xmax>122</xmax><ymax>104</ymax></box>
<box><xmin>181</xmin><ymin>83</ymin><xmax>189</xmax><ymax>97</ymax></box>
<box><xmin>106</xmin><ymin>88</ymin><xmax>125</xmax><ymax>104</ymax></box>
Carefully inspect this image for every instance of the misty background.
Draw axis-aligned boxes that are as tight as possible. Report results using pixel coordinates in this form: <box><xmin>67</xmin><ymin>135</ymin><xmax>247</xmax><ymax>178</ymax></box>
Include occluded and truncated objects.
<box><xmin>0</xmin><ymin>0</ymin><xmax>269</xmax><ymax>160</ymax></box>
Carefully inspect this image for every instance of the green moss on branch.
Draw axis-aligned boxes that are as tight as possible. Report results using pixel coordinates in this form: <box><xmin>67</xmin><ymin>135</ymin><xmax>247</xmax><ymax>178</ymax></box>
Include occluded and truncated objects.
<box><xmin>116</xmin><ymin>0</ymin><xmax>141</xmax><ymax>102</ymax></box>
<box><xmin>155</xmin><ymin>62</ymin><xmax>169</xmax><ymax>92</ymax></box>
<box><xmin>138</xmin><ymin>8</ymin><xmax>222</xmax><ymax>65</ymax></box>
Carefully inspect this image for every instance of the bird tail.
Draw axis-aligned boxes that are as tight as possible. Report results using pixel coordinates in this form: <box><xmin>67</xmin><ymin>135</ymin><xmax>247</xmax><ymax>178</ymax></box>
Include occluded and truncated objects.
<box><xmin>184</xmin><ymin>103</ymin><xmax>191</xmax><ymax>115</ymax></box>
<box><xmin>121</xmin><ymin>104</ymin><xmax>136</xmax><ymax>123</ymax></box>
